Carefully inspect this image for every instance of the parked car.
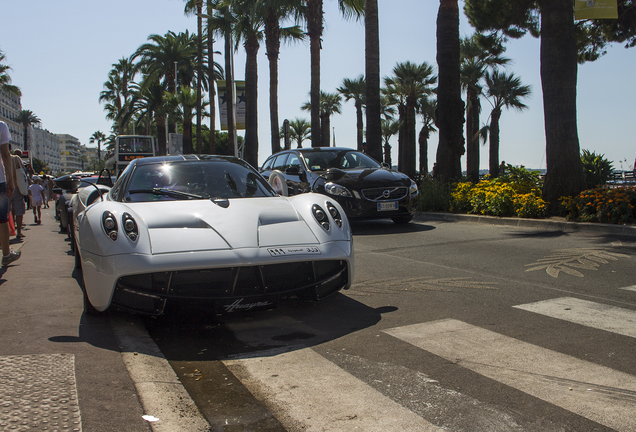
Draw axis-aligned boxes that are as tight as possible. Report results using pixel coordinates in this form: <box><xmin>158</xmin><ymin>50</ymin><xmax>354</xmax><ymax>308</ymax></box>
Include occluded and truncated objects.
<box><xmin>54</xmin><ymin>171</ymin><xmax>115</xmax><ymax>235</ymax></box>
<box><xmin>72</xmin><ymin>155</ymin><xmax>354</xmax><ymax>316</ymax></box>
<box><xmin>260</xmin><ymin>147</ymin><xmax>418</xmax><ymax>224</ymax></box>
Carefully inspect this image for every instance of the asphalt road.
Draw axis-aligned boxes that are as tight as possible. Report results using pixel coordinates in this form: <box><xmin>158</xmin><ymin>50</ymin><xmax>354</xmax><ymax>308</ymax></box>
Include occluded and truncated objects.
<box><xmin>3</xmin><ymin>211</ymin><xmax>635</xmax><ymax>431</ymax></box>
<box><xmin>145</xmin><ymin>216</ymin><xmax>636</xmax><ymax>432</ymax></box>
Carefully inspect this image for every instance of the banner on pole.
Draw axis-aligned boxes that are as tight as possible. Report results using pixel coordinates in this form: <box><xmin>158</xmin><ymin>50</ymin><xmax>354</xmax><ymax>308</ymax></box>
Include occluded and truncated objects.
<box><xmin>217</xmin><ymin>80</ymin><xmax>246</xmax><ymax>131</ymax></box>
<box><xmin>575</xmin><ymin>0</ymin><xmax>618</xmax><ymax>20</ymax></box>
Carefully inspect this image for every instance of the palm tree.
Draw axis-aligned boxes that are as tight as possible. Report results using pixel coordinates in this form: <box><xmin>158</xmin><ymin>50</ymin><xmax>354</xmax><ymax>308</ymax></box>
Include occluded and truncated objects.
<box><xmin>206</xmin><ymin>1</ymin><xmax>224</xmax><ymax>154</ymax></box>
<box><xmin>257</xmin><ymin>0</ymin><xmax>305</xmax><ymax>155</ymax></box>
<box><xmin>15</xmin><ymin>110</ymin><xmax>41</xmax><ymax>153</ymax></box>
<box><xmin>89</xmin><ymin>131</ymin><xmax>107</xmax><ymax>163</ymax></box>
<box><xmin>184</xmin><ymin>0</ymin><xmax>205</xmax><ymax>151</ymax></box>
<box><xmin>166</xmin><ymin>85</ymin><xmax>210</xmax><ymax>154</ymax></box>
<box><xmin>337</xmin><ymin>75</ymin><xmax>366</xmax><ymax>151</ymax></box>
<box><xmin>286</xmin><ymin>117</ymin><xmax>311</xmax><ymax>148</ymax></box>
<box><xmin>0</xmin><ymin>51</ymin><xmax>21</xmax><ymax>96</ymax></box>
<box><xmin>306</xmin><ymin>0</ymin><xmax>364</xmax><ymax>148</ymax></box>
<box><xmin>381</xmin><ymin>118</ymin><xmax>400</xmax><ymax>167</ymax></box>
<box><xmin>364</xmin><ymin>0</ymin><xmax>382</xmax><ymax>163</ymax></box>
<box><xmin>461</xmin><ymin>33</ymin><xmax>509</xmax><ymax>182</ymax></box>
<box><xmin>384</xmin><ymin>61</ymin><xmax>437</xmax><ymax>179</ymax></box>
<box><xmin>134</xmin><ymin>31</ymin><xmax>198</xmax><ymax>138</ymax></box>
<box><xmin>128</xmin><ymin>78</ymin><xmax>170</xmax><ymax>154</ymax></box>
<box><xmin>302</xmin><ymin>91</ymin><xmax>342</xmax><ymax>147</ymax></box>
<box><xmin>435</xmin><ymin>0</ymin><xmax>465</xmax><ymax>182</ymax></box>
<box><xmin>417</xmin><ymin>96</ymin><xmax>437</xmax><ymax>177</ymax></box>
<box><xmin>234</xmin><ymin>0</ymin><xmax>265</xmax><ymax>168</ymax></box>
<box><xmin>99</xmin><ymin>57</ymin><xmax>138</xmax><ymax>135</ymax></box>
<box><xmin>484</xmin><ymin>70</ymin><xmax>531</xmax><ymax>178</ymax></box>
<box><xmin>211</xmin><ymin>4</ymin><xmax>239</xmax><ymax>155</ymax></box>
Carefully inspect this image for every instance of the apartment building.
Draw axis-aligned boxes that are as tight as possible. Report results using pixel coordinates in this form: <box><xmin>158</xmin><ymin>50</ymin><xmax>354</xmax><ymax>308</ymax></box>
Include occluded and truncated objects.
<box><xmin>0</xmin><ymin>88</ymin><xmax>26</xmax><ymax>151</ymax></box>
<box><xmin>57</xmin><ymin>134</ymin><xmax>82</xmax><ymax>173</ymax></box>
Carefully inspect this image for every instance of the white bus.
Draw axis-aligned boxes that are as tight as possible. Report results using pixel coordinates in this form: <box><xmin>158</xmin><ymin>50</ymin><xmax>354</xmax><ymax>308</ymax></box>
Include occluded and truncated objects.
<box><xmin>105</xmin><ymin>135</ymin><xmax>155</xmax><ymax>176</ymax></box>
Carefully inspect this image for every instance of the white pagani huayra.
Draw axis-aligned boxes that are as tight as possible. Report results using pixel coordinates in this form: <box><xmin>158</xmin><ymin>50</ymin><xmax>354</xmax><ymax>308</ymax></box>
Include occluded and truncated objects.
<box><xmin>65</xmin><ymin>155</ymin><xmax>354</xmax><ymax>316</ymax></box>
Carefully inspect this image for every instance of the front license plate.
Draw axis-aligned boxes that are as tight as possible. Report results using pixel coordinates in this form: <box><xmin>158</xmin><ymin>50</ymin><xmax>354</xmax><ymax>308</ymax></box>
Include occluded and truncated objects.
<box><xmin>377</xmin><ymin>202</ymin><xmax>399</xmax><ymax>211</ymax></box>
<box><xmin>268</xmin><ymin>247</ymin><xmax>321</xmax><ymax>257</ymax></box>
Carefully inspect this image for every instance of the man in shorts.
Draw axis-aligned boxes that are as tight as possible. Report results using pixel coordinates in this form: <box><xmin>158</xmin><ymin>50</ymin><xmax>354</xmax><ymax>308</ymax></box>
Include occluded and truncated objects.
<box><xmin>10</xmin><ymin>149</ymin><xmax>26</xmax><ymax>238</ymax></box>
<box><xmin>0</xmin><ymin>120</ymin><xmax>21</xmax><ymax>266</ymax></box>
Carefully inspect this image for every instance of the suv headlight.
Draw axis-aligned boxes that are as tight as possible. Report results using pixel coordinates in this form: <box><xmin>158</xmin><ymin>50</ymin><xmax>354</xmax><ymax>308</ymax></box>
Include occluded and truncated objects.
<box><xmin>409</xmin><ymin>179</ymin><xmax>419</xmax><ymax>196</ymax></box>
<box><xmin>325</xmin><ymin>182</ymin><xmax>352</xmax><ymax>198</ymax></box>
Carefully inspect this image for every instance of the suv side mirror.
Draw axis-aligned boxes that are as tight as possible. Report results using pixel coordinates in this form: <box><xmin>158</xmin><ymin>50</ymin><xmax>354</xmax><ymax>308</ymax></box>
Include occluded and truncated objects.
<box><xmin>285</xmin><ymin>166</ymin><xmax>301</xmax><ymax>176</ymax></box>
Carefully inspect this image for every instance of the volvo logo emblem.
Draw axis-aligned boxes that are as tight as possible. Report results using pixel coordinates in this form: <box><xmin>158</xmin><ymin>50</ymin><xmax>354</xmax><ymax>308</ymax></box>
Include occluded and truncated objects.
<box><xmin>382</xmin><ymin>189</ymin><xmax>393</xmax><ymax>198</ymax></box>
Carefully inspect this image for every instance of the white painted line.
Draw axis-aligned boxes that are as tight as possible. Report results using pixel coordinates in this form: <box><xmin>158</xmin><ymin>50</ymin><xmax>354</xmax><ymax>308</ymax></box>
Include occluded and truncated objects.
<box><xmin>513</xmin><ymin>297</ymin><xmax>636</xmax><ymax>339</ymax></box>
<box><xmin>224</xmin><ymin>348</ymin><xmax>443</xmax><ymax>432</ymax></box>
<box><xmin>384</xmin><ymin>319</ymin><xmax>636</xmax><ymax>432</ymax></box>
<box><xmin>620</xmin><ymin>285</ymin><xmax>636</xmax><ymax>292</ymax></box>
<box><xmin>110</xmin><ymin>316</ymin><xmax>211</xmax><ymax>432</ymax></box>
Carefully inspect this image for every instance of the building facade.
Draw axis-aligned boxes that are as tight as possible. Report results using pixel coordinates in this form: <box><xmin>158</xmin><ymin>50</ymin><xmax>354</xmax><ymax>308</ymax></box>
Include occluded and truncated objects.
<box><xmin>57</xmin><ymin>134</ymin><xmax>82</xmax><ymax>174</ymax></box>
<box><xmin>0</xmin><ymin>88</ymin><xmax>26</xmax><ymax>151</ymax></box>
<box><xmin>32</xmin><ymin>126</ymin><xmax>62</xmax><ymax>174</ymax></box>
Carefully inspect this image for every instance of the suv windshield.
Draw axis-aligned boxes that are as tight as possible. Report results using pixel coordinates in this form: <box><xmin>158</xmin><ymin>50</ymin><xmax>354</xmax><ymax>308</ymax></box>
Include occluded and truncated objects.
<box><xmin>124</xmin><ymin>160</ymin><xmax>275</xmax><ymax>202</ymax></box>
<box><xmin>302</xmin><ymin>150</ymin><xmax>381</xmax><ymax>171</ymax></box>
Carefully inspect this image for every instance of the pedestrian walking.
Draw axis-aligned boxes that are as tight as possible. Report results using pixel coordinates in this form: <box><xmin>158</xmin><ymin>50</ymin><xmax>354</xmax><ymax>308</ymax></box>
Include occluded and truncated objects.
<box><xmin>0</xmin><ymin>121</ymin><xmax>21</xmax><ymax>266</ymax></box>
<box><xmin>41</xmin><ymin>175</ymin><xmax>50</xmax><ymax>208</ymax></box>
<box><xmin>10</xmin><ymin>149</ymin><xmax>27</xmax><ymax>239</ymax></box>
<box><xmin>28</xmin><ymin>175</ymin><xmax>45</xmax><ymax>225</ymax></box>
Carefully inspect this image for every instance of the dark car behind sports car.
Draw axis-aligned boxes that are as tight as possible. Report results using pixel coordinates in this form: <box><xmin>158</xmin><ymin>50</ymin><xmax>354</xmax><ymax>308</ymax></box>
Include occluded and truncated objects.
<box><xmin>260</xmin><ymin>148</ymin><xmax>418</xmax><ymax>223</ymax></box>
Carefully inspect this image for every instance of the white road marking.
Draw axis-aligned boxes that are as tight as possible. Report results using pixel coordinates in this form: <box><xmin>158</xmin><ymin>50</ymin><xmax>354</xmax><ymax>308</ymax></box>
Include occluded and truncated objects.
<box><xmin>224</xmin><ymin>348</ymin><xmax>443</xmax><ymax>432</ymax></box>
<box><xmin>620</xmin><ymin>285</ymin><xmax>636</xmax><ymax>292</ymax></box>
<box><xmin>384</xmin><ymin>319</ymin><xmax>636</xmax><ymax>432</ymax></box>
<box><xmin>110</xmin><ymin>316</ymin><xmax>211</xmax><ymax>432</ymax></box>
<box><xmin>513</xmin><ymin>297</ymin><xmax>636</xmax><ymax>339</ymax></box>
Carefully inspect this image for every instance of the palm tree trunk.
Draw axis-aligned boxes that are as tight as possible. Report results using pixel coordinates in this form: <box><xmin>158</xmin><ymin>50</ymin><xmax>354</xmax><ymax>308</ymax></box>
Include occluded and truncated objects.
<box><xmin>244</xmin><ymin>36</ymin><xmax>259</xmax><ymax>168</ymax></box>
<box><xmin>307</xmin><ymin>0</ymin><xmax>323</xmax><ymax>147</ymax></box>
<box><xmin>207</xmin><ymin>0</ymin><xmax>216</xmax><ymax>154</ymax></box>
<box><xmin>383</xmin><ymin>141</ymin><xmax>391</xmax><ymax>166</ymax></box>
<box><xmin>224</xmin><ymin>24</ymin><xmax>237</xmax><ymax>156</ymax></box>
<box><xmin>397</xmin><ymin>104</ymin><xmax>405</xmax><ymax>173</ymax></box>
<box><xmin>265</xmin><ymin>9</ymin><xmax>282</xmax><ymax>155</ymax></box>
<box><xmin>365</xmin><ymin>0</ymin><xmax>382</xmax><ymax>162</ymax></box>
<box><xmin>489</xmin><ymin>107</ymin><xmax>501</xmax><ymax>178</ymax></box>
<box><xmin>355</xmin><ymin>100</ymin><xmax>364</xmax><ymax>152</ymax></box>
<box><xmin>539</xmin><ymin>0</ymin><xmax>585</xmax><ymax>207</ymax></box>
<box><xmin>196</xmin><ymin>0</ymin><xmax>203</xmax><ymax>152</ymax></box>
<box><xmin>405</xmin><ymin>99</ymin><xmax>417</xmax><ymax>179</ymax></box>
<box><xmin>435</xmin><ymin>0</ymin><xmax>465</xmax><ymax>182</ymax></box>
<box><xmin>465</xmin><ymin>88</ymin><xmax>479</xmax><ymax>182</ymax></box>
<box><xmin>419</xmin><ymin>126</ymin><xmax>429</xmax><ymax>177</ymax></box>
<box><xmin>184</xmin><ymin>116</ymin><xmax>193</xmax><ymax>154</ymax></box>
<box><xmin>321</xmin><ymin>112</ymin><xmax>330</xmax><ymax>148</ymax></box>
<box><xmin>156</xmin><ymin>113</ymin><xmax>168</xmax><ymax>156</ymax></box>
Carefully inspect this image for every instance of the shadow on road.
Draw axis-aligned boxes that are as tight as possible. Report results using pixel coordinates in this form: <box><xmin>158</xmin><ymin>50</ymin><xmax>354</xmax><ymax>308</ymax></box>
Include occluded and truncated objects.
<box><xmin>350</xmin><ymin>219</ymin><xmax>436</xmax><ymax>236</ymax></box>
<box><xmin>144</xmin><ymin>293</ymin><xmax>394</xmax><ymax>362</ymax></box>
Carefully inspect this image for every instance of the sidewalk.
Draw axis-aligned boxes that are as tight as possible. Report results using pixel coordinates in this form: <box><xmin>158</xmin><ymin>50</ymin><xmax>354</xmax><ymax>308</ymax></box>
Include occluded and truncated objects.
<box><xmin>0</xmin><ymin>209</ymin><xmax>160</xmax><ymax>431</ymax></box>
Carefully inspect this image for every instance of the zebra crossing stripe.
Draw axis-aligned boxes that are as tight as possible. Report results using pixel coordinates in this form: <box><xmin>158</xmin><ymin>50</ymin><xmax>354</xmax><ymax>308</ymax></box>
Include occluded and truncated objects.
<box><xmin>383</xmin><ymin>319</ymin><xmax>636</xmax><ymax>432</ymax></box>
<box><xmin>224</xmin><ymin>348</ymin><xmax>444</xmax><ymax>432</ymax></box>
<box><xmin>513</xmin><ymin>297</ymin><xmax>636</xmax><ymax>339</ymax></box>
<box><xmin>620</xmin><ymin>285</ymin><xmax>636</xmax><ymax>292</ymax></box>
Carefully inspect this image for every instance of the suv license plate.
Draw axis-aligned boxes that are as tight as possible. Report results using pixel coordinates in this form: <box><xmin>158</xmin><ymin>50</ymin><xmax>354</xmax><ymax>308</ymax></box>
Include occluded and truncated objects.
<box><xmin>378</xmin><ymin>202</ymin><xmax>399</xmax><ymax>211</ymax></box>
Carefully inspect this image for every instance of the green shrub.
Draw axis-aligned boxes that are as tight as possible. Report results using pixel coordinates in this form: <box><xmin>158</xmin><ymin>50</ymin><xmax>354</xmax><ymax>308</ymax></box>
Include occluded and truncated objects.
<box><xmin>581</xmin><ymin>149</ymin><xmax>614</xmax><ymax>189</ymax></box>
<box><xmin>417</xmin><ymin>178</ymin><xmax>452</xmax><ymax>212</ymax></box>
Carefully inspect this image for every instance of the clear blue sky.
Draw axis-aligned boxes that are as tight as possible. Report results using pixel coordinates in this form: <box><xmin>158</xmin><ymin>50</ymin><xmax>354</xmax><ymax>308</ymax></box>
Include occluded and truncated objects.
<box><xmin>2</xmin><ymin>0</ymin><xmax>635</xmax><ymax>171</ymax></box>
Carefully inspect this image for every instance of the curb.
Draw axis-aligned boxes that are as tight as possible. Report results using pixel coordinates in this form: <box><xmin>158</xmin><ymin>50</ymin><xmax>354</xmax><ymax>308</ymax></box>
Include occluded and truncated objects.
<box><xmin>414</xmin><ymin>212</ymin><xmax>636</xmax><ymax>237</ymax></box>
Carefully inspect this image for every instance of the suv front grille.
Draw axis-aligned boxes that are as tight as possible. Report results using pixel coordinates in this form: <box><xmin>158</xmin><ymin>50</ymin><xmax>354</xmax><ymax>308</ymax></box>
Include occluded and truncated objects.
<box><xmin>362</xmin><ymin>186</ymin><xmax>408</xmax><ymax>201</ymax></box>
